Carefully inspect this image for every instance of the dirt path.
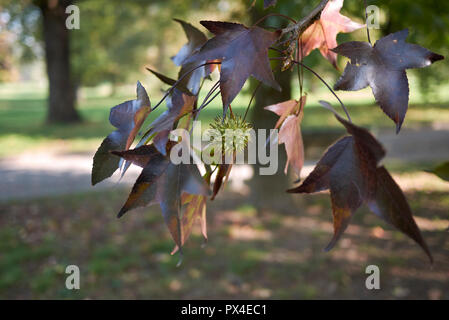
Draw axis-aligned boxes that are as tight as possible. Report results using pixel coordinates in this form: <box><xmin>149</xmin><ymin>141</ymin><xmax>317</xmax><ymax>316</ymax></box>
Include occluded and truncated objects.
<box><xmin>1</xmin><ymin>127</ymin><xmax>448</xmax><ymax>202</ymax></box>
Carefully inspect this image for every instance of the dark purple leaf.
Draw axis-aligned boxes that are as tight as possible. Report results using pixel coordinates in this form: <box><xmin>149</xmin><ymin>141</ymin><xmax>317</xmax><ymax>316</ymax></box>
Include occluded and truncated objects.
<box><xmin>288</xmin><ymin>109</ymin><xmax>432</xmax><ymax>260</ymax></box>
<box><xmin>332</xmin><ymin>29</ymin><xmax>444</xmax><ymax>133</ymax></box>
<box><xmin>368</xmin><ymin>166</ymin><xmax>433</xmax><ymax>263</ymax></box>
<box><xmin>146</xmin><ymin>67</ymin><xmax>192</xmax><ymax>95</ymax></box>
<box><xmin>185</xmin><ymin>21</ymin><xmax>281</xmax><ymax>114</ymax></box>
<box><xmin>111</xmin><ymin>145</ymin><xmax>161</xmax><ymax>168</ymax></box>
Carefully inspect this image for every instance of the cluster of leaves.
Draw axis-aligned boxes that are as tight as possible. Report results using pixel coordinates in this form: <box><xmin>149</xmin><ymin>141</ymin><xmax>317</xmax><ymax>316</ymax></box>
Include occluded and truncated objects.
<box><xmin>92</xmin><ymin>0</ymin><xmax>443</xmax><ymax>263</ymax></box>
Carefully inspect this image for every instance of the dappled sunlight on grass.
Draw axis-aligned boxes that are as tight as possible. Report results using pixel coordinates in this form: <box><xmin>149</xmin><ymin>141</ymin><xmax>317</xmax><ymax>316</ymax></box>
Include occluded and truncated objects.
<box><xmin>0</xmin><ymin>177</ymin><xmax>447</xmax><ymax>299</ymax></box>
<box><xmin>391</xmin><ymin>171</ymin><xmax>449</xmax><ymax>192</ymax></box>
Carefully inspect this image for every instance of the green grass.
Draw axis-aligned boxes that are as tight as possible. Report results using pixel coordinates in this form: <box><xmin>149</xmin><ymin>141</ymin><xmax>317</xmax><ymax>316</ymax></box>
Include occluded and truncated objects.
<box><xmin>1</xmin><ymin>81</ymin><xmax>449</xmax><ymax>157</ymax></box>
<box><xmin>0</xmin><ymin>184</ymin><xmax>448</xmax><ymax>299</ymax></box>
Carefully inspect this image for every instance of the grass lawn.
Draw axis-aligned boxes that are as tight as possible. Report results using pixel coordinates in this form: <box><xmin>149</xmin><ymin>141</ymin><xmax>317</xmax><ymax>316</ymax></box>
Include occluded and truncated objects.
<box><xmin>1</xmin><ymin>81</ymin><xmax>449</xmax><ymax>157</ymax></box>
<box><xmin>0</xmin><ymin>184</ymin><xmax>448</xmax><ymax>299</ymax></box>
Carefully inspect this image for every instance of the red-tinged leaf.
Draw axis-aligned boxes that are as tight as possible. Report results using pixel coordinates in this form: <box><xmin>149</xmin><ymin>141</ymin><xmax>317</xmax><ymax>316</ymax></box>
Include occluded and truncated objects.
<box><xmin>265</xmin><ymin>96</ymin><xmax>306</xmax><ymax>176</ymax></box>
<box><xmin>279</xmin><ymin>115</ymin><xmax>304</xmax><ymax>176</ymax></box>
<box><xmin>115</xmin><ymin>146</ymin><xmax>211</xmax><ymax>250</ymax></box>
<box><xmin>333</xmin><ymin>29</ymin><xmax>444</xmax><ymax>132</ymax></box>
<box><xmin>299</xmin><ymin>0</ymin><xmax>364</xmax><ymax>68</ymax></box>
<box><xmin>126</xmin><ymin>83</ymin><xmax>151</xmax><ymax>150</ymax></box>
<box><xmin>158</xmin><ymin>162</ymin><xmax>211</xmax><ymax>248</ymax></box>
<box><xmin>171</xmin><ymin>192</ymin><xmax>208</xmax><ymax>255</ymax></box>
<box><xmin>288</xmin><ymin>113</ymin><xmax>385</xmax><ymax>250</ymax></box>
<box><xmin>91</xmin><ymin>81</ymin><xmax>150</xmax><ymax>185</ymax></box>
<box><xmin>368</xmin><ymin>166</ymin><xmax>433</xmax><ymax>263</ymax></box>
<box><xmin>264</xmin><ymin>99</ymin><xmax>298</xmax><ymax>129</ymax></box>
<box><xmin>185</xmin><ymin>21</ymin><xmax>281</xmax><ymax>114</ymax></box>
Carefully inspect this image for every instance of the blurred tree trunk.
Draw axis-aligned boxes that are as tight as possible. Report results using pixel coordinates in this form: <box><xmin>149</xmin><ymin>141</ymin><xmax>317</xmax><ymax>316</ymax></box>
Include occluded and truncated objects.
<box><xmin>248</xmin><ymin>7</ymin><xmax>293</xmax><ymax>211</ymax></box>
<box><xmin>37</xmin><ymin>0</ymin><xmax>81</xmax><ymax>123</ymax></box>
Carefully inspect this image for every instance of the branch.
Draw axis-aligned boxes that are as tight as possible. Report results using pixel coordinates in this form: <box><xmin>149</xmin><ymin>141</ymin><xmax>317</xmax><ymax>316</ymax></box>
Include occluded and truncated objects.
<box><xmin>281</xmin><ymin>0</ymin><xmax>329</xmax><ymax>36</ymax></box>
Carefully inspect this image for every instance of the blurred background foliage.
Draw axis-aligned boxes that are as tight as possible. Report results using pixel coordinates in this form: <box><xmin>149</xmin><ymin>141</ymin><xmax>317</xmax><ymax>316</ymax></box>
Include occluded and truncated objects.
<box><xmin>1</xmin><ymin>0</ymin><xmax>448</xmax><ymax>95</ymax></box>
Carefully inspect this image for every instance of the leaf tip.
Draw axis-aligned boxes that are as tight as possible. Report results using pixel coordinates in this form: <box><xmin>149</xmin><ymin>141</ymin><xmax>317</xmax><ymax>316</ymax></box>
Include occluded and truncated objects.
<box><xmin>286</xmin><ymin>186</ymin><xmax>303</xmax><ymax>194</ymax></box>
<box><xmin>117</xmin><ymin>209</ymin><xmax>126</xmax><ymax>219</ymax></box>
<box><xmin>323</xmin><ymin>237</ymin><xmax>338</xmax><ymax>252</ymax></box>
<box><xmin>395</xmin><ymin>121</ymin><xmax>402</xmax><ymax>134</ymax></box>
<box><xmin>429</xmin><ymin>53</ymin><xmax>444</xmax><ymax>64</ymax></box>
<box><xmin>176</xmin><ymin>250</ymin><xmax>184</xmax><ymax>268</ymax></box>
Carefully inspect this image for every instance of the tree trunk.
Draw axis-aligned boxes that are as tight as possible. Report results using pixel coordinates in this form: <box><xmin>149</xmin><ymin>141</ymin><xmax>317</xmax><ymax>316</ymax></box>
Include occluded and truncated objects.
<box><xmin>38</xmin><ymin>0</ymin><xmax>81</xmax><ymax>123</ymax></box>
<box><xmin>248</xmin><ymin>7</ymin><xmax>293</xmax><ymax>211</ymax></box>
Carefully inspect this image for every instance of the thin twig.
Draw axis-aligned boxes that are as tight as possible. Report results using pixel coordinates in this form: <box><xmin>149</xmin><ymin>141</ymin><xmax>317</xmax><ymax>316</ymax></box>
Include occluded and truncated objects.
<box><xmin>297</xmin><ymin>39</ymin><xmax>304</xmax><ymax>97</ymax></box>
<box><xmin>138</xmin><ymin>62</ymin><xmax>222</xmax><ymax>144</ymax></box>
<box><xmin>281</xmin><ymin>0</ymin><xmax>329</xmax><ymax>36</ymax></box>
<box><xmin>194</xmin><ymin>83</ymin><xmax>221</xmax><ymax>121</ymax></box>
<box><xmin>150</xmin><ymin>61</ymin><xmax>221</xmax><ymax>113</ymax></box>
<box><xmin>243</xmin><ymin>82</ymin><xmax>262</xmax><ymax>121</ymax></box>
<box><xmin>253</xmin><ymin>13</ymin><xmax>297</xmax><ymax>27</ymax></box>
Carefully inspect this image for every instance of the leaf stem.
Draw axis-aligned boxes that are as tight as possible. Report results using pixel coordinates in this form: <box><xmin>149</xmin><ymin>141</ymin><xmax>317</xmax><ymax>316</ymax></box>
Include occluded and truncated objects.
<box><xmin>138</xmin><ymin>62</ymin><xmax>222</xmax><ymax>145</ymax></box>
<box><xmin>289</xmin><ymin>59</ymin><xmax>351</xmax><ymax>122</ymax></box>
<box><xmin>194</xmin><ymin>82</ymin><xmax>221</xmax><ymax>118</ymax></box>
<box><xmin>253</xmin><ymin>13</ymin><xmax>297</xmax><ymax>27</ymax></box>
<box><xmin>243</xmin><ymin>82</ymin><xmax>262</xmax><ymax>122</ymax></box>
<box><xmin>150</xmin><ymin>62</ymin><xmax>221</xmax><ymax>113</ymax></box>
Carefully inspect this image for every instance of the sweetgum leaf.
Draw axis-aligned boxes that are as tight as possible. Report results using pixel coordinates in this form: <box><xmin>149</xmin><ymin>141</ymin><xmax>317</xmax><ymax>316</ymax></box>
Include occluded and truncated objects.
<box><xmin>171</xmin><ymin>193</ymin><xmax>208</xmax><ymax>255</ymax></box>
<box><xmin>143</xmin><ymin>88</ymin><xmax>196</xmax><ymax>155</ymax></box>
<box><xmin>172</xmin><ymin>19</ymin><xmax>213</xmax><ymax>95</ymax></box>
<box><xmin>111</xmin><ymin>145</ymin><xmax>161</xmax><ymax>168</ymax></box>
<box><xmin>265</xmin><ymin>96</ymin><xmax>306</xmax><ymax>176</ymax></box>
<box><xmin>172</xmin><ymin>19</ymin><xmax>209</xmax><ymax>66</ymax></box>
<box><xmin>298</xmin><ymin>0</ymin><xmax>364</xmax><ymax>68</ymax></box>
<box><xmin>115</xmin><ymin>146</ymin><xmax>211</xmax><ymax>249</ymax></box>
<box><xmin>211</xmin><ymin>163</ymin><xmax>232</xmax><ymax>200</ymax></box>
<box><xmin>288</xmin><ymin>108</ymin><xmax>432</xmax><ymax>260</ymax></box>
<box><xmin>91</xmin><ymin>82</ymin><xmax>150</xmax><ymax>185</ymax></box>
<box><xmin>185</xmin><ymin>21</ymin><xmax>281</xmax><ymax>114</ymax></box>
<box><xmin>333</xmin><ymin>29</ymin><xmax>444</xmax><ymax>132</ymax></box>
<box><xmin>146</xmin><ymin>67</ymin><xmax>192</xmax><ymax>96</ymax></box>
<box><xmin>172</xmin><ymin>172</ymin><xmax>212</xmax><ymax>255</ymax></box>
<box><xmin>368</xmin><ymin>166</ymin><xmax>433</xmax><ymax>263</ymax></box>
